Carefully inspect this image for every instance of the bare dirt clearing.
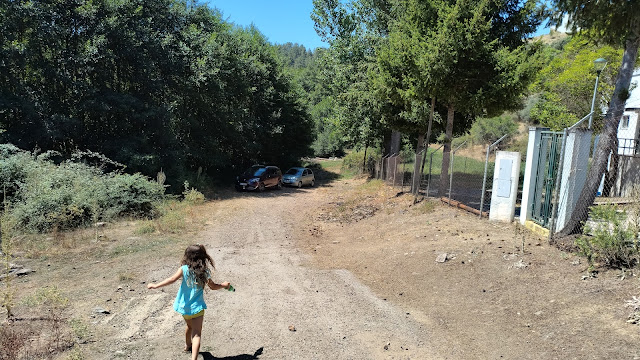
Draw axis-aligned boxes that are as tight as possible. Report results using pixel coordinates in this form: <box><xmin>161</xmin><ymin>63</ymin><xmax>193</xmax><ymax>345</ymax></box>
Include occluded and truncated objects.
<box><xmin>297</xmin><ymin>179</ymin><xmax>640</xmax><ymax>359</ymax></box>
<box><xmin>4</xmin><ymin>167</ymin><xmax>640</xmax><ymax>359</ymax></box>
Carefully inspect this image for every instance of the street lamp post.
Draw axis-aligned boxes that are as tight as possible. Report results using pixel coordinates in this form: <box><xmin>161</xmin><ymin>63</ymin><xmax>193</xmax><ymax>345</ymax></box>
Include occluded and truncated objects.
<box><xmin>588</xmin><ymin>58</ymin><xmax>608</xmax><ymax>129</ymax></box>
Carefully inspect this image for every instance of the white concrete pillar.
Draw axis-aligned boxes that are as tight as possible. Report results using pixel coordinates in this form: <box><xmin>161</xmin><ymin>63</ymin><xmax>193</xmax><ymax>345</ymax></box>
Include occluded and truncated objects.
<box><xmin>520</xmin><ymin>127</ymin><xmax>548</xmax><ymax>224</ymax></box>
<box><xmin>490</xmin><ymin>151</ymin><xmax>522</xmax><ymax>222</ymax></box>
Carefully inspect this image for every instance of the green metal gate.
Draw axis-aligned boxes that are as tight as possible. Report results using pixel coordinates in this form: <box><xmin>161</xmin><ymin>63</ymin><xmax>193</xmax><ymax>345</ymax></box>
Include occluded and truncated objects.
<box><xmin>531</xmin><ymin>131</ymin><xmax>564</xmax><ymax>227</ymax></box>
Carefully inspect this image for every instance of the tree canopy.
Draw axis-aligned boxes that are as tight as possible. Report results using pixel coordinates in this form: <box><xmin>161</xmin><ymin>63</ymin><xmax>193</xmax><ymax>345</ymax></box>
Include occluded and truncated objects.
<box><xmin>0</xmin><ymin>0</ymin><xmax>313</xmax><ymax>189</ymax></box>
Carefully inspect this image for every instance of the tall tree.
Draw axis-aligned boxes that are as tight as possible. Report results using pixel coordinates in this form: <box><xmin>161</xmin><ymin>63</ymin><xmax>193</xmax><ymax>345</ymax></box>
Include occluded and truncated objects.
<box><xmin>312</xmin><ymin>0</ymin><xmax>392</xmax><ymax>157</ymax></box>
<box><xmin>552</xmin><ymin>0</ymin><xmax>640</xmax><ymax>236</ymax></box>
<box><xmin>0</xmin><ymin>0</ymin><xmax>313</xmax><ymax>187</ymax></box>
<box><xmin>378</xmin><ymin>0</ymin><xmax>543</xmax><ymax>195</ymax></box>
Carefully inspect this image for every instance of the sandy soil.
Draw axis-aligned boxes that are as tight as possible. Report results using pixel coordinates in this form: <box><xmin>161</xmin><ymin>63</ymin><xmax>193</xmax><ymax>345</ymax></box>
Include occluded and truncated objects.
<box><xmin>4</xmin><ymin>164</ymin><xmax>640</xmax><ymax>360</ymax></box>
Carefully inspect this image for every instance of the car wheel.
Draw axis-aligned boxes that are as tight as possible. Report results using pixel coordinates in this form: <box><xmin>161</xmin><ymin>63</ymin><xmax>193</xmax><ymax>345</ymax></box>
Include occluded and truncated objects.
<box><xmin>277</xmin><ymin>180</ymin><xmax>283</xmax><ymax>189</ymax></box>
<box><xmin>310</xmin><ymin>179</ymin><xmax>315</xmax><ymax>187</ymax></box>
<box><xmin>297</xmin><ymin>181</ymin><xmax>302</xmax><ymax>188</ymax></box>
<box><xmin>258</xmin><ymin>183</ymin><xmax>265</xmax><ymax>192</ymax></box>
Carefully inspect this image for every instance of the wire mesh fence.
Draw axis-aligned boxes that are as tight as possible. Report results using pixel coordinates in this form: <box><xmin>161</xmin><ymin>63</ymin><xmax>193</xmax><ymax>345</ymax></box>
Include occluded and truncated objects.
<box><xmin>372</xmin><ymin>135</ymin><xmax>521</xmax><ymax>216</ymax></box>
<box><xmin>373</xmin><ymin>153</ymin><xmax>412</xmax><ymax>192</ymax></box>
<box><xmin>367</xmin><ymin>113</ymin><xmax>640</xmax><ymax>238</ymax></box>
<box><xmin>527</xmin><ymin>112</ymin><xmax>640</xmax><ymax>237</ymax></box>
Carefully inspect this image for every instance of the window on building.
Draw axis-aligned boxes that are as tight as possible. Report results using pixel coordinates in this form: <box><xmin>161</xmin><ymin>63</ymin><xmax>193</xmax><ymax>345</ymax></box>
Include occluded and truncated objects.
<box><xmin>622</xmin><ymin>115</ymin><xmax>630</xmax><ymax>129</ymax></box>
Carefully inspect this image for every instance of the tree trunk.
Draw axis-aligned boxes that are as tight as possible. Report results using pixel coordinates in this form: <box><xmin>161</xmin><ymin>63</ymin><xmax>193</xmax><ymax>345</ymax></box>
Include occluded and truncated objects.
<box><xmin>412</xmin><ymin>133</ymin><xmax>425</xmax><ymax>194</ymax></box>
<box><xmin>390</xmin><ymin>130</ymin><xmax>401</xmax><ymax>155</ymax></box>
<box><xmin>439</xmin><ymin>103</ymin><xmax>455</xmax><ymax>196</ymax></box>
<box><xmin>602</xmin><ymin>143</ymin><xmax>619</xmax><ymax>197</ymax></box>
<box><xmin>420</xmin><ymin>97</ymin><xmax>436</xmax><ymax>176</ymax></box>
<box><xmin>555</xmin><ymin>30</ymin><xmax>640</xmax><ymax>237</ymax></box>
<box><xmin>363</xmin><ymin>144</ymin><xmax>369</xmax><ymax>175</ymax></box>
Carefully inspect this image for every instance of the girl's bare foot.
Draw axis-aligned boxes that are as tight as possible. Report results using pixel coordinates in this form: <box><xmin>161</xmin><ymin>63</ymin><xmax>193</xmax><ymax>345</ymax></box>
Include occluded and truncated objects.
<box><xmin>184</xmin><ymin>345</ymin><xmax>192</xmax><ymax>352</ymax></box>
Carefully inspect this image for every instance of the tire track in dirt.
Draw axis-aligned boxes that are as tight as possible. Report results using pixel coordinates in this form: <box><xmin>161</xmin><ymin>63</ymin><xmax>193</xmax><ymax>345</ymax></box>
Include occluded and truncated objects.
<box><xmin>105</xmin><ymin>187</ymin><xmax>436</xmax><ymax>359</ymax></box>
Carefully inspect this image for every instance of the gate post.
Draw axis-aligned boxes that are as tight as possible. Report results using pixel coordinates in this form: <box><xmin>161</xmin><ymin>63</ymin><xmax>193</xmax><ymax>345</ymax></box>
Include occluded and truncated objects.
<box><xmin>520</xmin><ymin>127</ymin><xmax>549</xmax><ymax>225</ymax></box>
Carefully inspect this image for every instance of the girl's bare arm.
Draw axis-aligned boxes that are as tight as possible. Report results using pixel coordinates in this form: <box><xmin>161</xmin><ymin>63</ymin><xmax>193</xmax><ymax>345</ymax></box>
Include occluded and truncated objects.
<box><xmin>147</xmin><ymin>268</ymin><xmax>183</xmax><ymax>289</ymax></box>
<box><xmin>207</xmin><ymin>279</ymin><xmax>230</xmax><ymax>290</ymax></box>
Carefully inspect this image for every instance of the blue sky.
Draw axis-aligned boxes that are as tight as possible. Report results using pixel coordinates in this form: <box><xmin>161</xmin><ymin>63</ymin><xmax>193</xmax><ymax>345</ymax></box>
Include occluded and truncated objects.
<box><xmin>206</xmin><ymin>1</ymin><xmax>327</xmax><ymax>50</ymax></box>
<box><xmin>206</xmin><ymin>1</ymin><xmax>551</xmax><ymax>50</ymax></box>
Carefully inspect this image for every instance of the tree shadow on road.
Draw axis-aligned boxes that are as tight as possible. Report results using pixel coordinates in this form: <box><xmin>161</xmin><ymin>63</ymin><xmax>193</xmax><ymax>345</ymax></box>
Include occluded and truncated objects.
<box><xmin>201</xmin><ymin>347</ymin><xmax>263</xmax><ymax>360</ymax></box>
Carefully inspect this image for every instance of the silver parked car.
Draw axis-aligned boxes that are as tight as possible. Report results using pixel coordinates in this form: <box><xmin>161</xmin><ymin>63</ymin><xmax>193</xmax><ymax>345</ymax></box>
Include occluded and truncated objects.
<box><xmin>283</xmin><ymin>167</ymin><xmax>315</xmax><ymax>188</ymax></box>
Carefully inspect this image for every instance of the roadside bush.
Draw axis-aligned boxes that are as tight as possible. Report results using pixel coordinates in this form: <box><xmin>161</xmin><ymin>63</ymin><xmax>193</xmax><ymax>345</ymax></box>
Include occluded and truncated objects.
<box><xmin>1</xmin><ymin>145</ymin><xmax>166</xmax><ymax>233</ymax></box>
<box><xmin>469</xmin><ymin>114</ymin><xmax>519</xmax><ymax>145</ymax></box>
<box><xmin>576</xmin><ymin>204</ymin><xmax>639</xmax><ymax>270</ymax></box>
<box><xmin>182</xmin><ymin>181</ymin><xmax>205</xmax><ymax>204</ymax></box>
<box><xmin>342</xmin><ymin>149</ymin><xmax>380</xmax><ymax>175</ymax></box>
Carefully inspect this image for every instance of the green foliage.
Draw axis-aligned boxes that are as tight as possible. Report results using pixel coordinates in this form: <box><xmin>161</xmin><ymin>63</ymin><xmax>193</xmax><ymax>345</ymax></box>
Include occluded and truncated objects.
<box><xmin>577</xmin><ymin>204</ymin><xmax>639</xmax><ymax>269</ymax></box>
<box><xmin>1</xmin><ymin>147</ymin><xmax>165</xmax><ymax>233</ymax></box>
<box><xmin>468</xmin><ymin>114</ymin><xmax>519</xmax><ymax>145</ymax></box>
<box><xmin>0</xmin><ymin>1</ymin><xmax>313</xmax><ymax>189</ymax></box>
<box><xmin>551</xmin><ymin>0</ymin><xmax>640</xmax><ymax>47</ymax></box>
<box><xmin>311</xmin><ymin>0</ymin><xmax>389</xmax><ymax>153</ymax></box>
<box><xmin>342</xmin><ymin>149</ymin><xmax>381</xmax><ymax>174</ymax></box>
<box><xmin>182</xmin><ymin>182</ymin><xmax>205</xmax><ymax>204</ymax></box>
<box><xmin>530</xmin><ymin>36</ymin><xmax>622</xmax><ymax>130</ymax></box>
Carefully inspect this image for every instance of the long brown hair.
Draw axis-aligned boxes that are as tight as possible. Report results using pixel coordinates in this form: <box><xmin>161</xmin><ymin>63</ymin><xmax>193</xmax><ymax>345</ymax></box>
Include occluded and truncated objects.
<box><xmin>181</xmin><ymin>244</ymin><xmax>215</xmax><ymax>288</ymax></box>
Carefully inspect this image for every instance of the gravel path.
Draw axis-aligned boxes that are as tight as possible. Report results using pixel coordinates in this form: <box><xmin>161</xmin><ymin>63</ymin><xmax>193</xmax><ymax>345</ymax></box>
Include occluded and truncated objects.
<box><xmin>116</xmin><ymin>188</ymin><xmax>432</xmax><ymax>359</ymax></box>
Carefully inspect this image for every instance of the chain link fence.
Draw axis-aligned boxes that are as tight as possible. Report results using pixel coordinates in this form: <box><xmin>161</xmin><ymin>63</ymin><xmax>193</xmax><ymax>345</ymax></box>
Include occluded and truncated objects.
<box><xmin>371</xmin><ymin>136</ymin><xmax>521</xmax><ymax>216</ymax></box>
<box><xmin>521</xmin><ymin>112</ymin><xmax>640</xmax><ymax>238</ymax></box>
<box><xmin>373</xmin><ymin>153</ymin><xmax>411</xmax><ymax>192</ymax></box>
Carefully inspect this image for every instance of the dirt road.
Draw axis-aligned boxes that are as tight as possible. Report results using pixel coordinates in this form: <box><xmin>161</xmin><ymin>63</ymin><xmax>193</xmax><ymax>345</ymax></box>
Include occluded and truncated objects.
<box><xmin>8</xmin><ymin>170</ymin><xmax>640</xmax><ymax>360</ymax></box>
<box><xmin>89</xmin><ymin>185</ymin><xmax>432</xmax><ymax>359</ymax></box>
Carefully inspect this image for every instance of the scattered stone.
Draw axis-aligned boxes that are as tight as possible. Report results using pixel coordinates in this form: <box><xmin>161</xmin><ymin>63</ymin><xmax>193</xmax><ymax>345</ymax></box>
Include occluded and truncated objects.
<box><xmin>436</xmin><ymin>253</ymin><xmax>448</xmax><ymax>263</ymax></box>
<box><xmin>93</xmin><ymin>307</ymin><xmax>110</xmax><ymax>314</ymax></box>
<box><xmin>94</xmin><ymin>222</ymin><xmax>107</xmax><ymax>227</ymax></box>
<box><xmin>512</xmin><ymin>260</ymin><xmax>528</xmax><ymax>269</ymax></box>
<box><xmin>332</xmin><ymin>241</ymin><xmax>339</xmax><ymax>244</ymax></box>
<box><xmin>14</xmin><ymin>268</ymin><xmax>35</xmax><ymax>276</ymax></box>
<box><xmin>384</xmin><ymin>342</ymin><xmax>390</xmax><ymax>350</ymax></box>
<box><xmin>288</xmin><ymin>325</ymin><xmax>296</xmax><ymax>332</ymax></box>
<box><xmin>571</xmin><ymin>259</ymin><xmax>580</xmax><ymax>266</ymax></box>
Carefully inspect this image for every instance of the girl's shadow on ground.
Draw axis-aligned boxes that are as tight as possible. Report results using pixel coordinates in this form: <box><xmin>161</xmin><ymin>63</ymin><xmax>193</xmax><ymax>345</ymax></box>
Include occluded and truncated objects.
<box><xmin>201</xmin><ymin>347</ymin><xmax>263</xmax><ymax>360</ymax></box>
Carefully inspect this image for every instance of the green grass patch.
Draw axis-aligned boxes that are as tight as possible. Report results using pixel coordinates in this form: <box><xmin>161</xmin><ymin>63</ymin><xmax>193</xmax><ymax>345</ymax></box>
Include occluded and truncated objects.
<box><xmin>404</xmin><ymin>149</ymin><xmax>492</xmax><ymax>176</ymax></box>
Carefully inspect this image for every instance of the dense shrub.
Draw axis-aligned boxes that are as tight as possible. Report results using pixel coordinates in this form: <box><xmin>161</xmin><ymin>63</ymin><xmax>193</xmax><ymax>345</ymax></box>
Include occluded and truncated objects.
<box><xmin>577</xmin><ymin>204</ymin><xmax>639</xmax><ymax>270</ymax></box>
<box><xmin>342</xmin><ymin>149</ymin><xmax>381</xmax><ymax>174</ymax></box>
<box><xmin>1</xmin><ymin>146</ymin><xmax>165</xmax><ymax>233</ymax></box>
<box><xmin>469</xmin><ymin>114</ymin><xmax>519</xmax><ymax>145</ymax></box>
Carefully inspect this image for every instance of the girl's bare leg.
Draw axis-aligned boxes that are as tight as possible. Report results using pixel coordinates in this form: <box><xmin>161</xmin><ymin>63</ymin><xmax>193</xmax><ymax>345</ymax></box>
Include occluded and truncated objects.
<box><xmin>190</xmin><ymin>315</ymin><xmax>204</xmax><ymax>360</ymax></box>
<box><xmin>184</xmin><ymin>319</ymin><xmax>193</xmax><ymax>351</ymax></box>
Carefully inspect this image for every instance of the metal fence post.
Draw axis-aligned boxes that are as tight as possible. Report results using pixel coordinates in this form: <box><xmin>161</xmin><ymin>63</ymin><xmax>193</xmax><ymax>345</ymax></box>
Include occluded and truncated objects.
<box><xmin>427</xmin><ymin>144</ymin><xmax>444</xmax><ymax>197</ymax></box>
<box><xmin>479</xmin><ymin>134</ymin><xmax>509</xmax><ymax>217</ymax></box>
<box><xmin>449</xmin><ymin>142</ymin><xmax>467</xmax><ymax>206</ymax></box>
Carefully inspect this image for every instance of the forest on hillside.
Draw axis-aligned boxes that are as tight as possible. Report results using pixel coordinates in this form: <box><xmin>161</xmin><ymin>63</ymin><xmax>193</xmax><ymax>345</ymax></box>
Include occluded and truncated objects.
<box><xmin>1</xmin><ymin>0</ymin><xmax>627</xmax><ymax>186</ymax></box>
<box><xmin>1</xmin><ymin>0</ymin><xmax>637</xmax><ymax>235</ymax></box>
<box><xmin>0</xmin><ymin>0</ymin><xmax>313</xmax><ymax>190</ymax></box>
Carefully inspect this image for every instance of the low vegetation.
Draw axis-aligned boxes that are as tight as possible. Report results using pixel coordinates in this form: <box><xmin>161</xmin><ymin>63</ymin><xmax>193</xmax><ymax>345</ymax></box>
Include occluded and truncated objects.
<box><xmin>0</xmin><ymin>145</ymin><xmax>166</xmax><ymax>233</ymax></box>
<box><xmin>577</xmin><ymin>203</ymin><xmax>640</xmax><ymax>271</ymax></box>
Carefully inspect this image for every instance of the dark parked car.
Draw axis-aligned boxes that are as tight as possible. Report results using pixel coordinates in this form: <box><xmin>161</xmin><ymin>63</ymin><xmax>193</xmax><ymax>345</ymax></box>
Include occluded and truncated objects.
<box><xmin>235</xmin><ymin>165</ymin><xmax>282</xmax><ymax>191</ymax></box>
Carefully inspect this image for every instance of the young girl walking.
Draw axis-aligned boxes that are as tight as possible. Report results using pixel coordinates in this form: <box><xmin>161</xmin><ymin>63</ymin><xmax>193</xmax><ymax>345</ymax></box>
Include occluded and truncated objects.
<box><xmin>147</xmin><ymin>244</ymin><xmax>231</xmax><ymax>359</ymax></box>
